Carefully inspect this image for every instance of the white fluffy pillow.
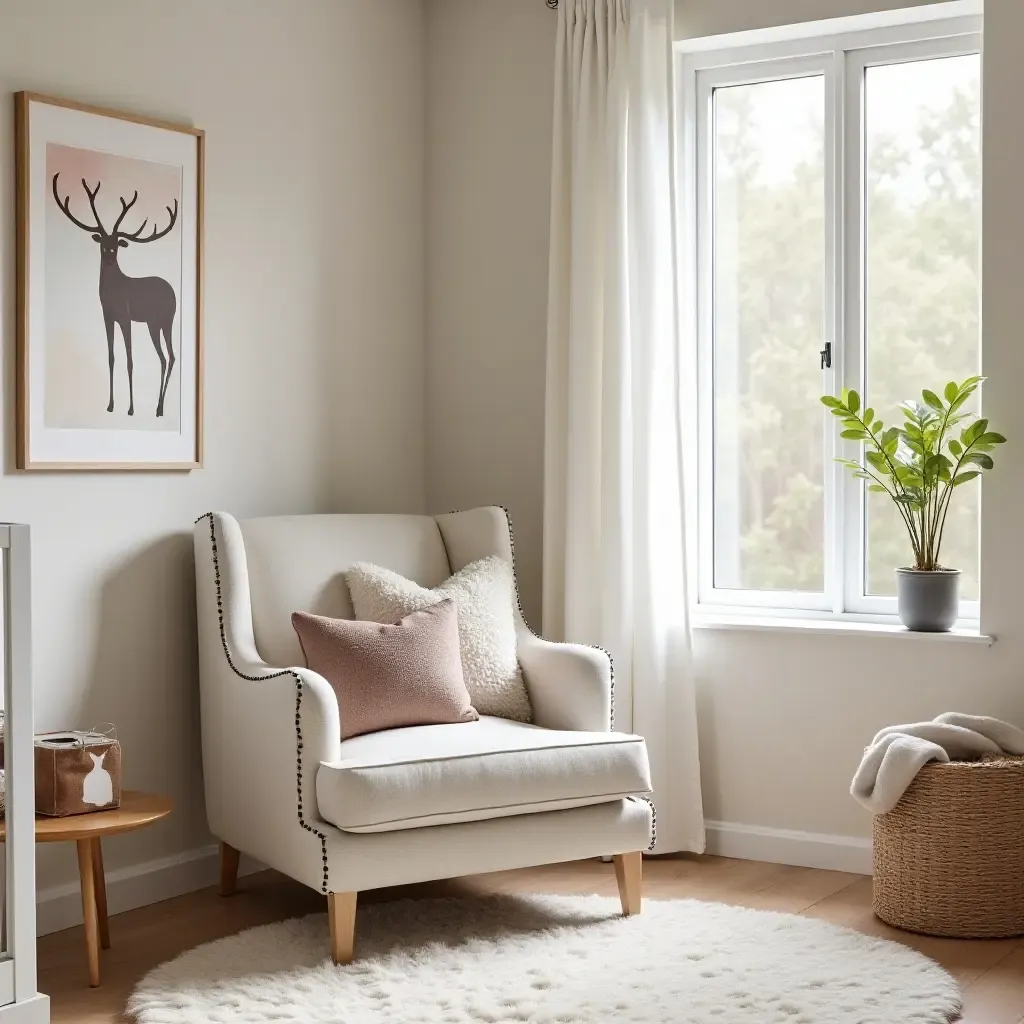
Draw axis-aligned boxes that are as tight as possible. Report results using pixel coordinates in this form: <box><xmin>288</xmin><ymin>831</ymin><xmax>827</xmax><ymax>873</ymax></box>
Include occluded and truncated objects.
<box><xmin>345</xmin><ymin>557</ymin><xmax>532</xmax><ymax>723</ymax></box>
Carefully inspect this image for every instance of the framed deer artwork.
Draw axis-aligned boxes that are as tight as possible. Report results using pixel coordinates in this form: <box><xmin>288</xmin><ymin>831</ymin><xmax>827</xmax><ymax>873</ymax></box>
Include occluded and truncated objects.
<box><xmin>15</xmin><ymin>93</ymin><xmax>203</xmax><ymax>470</ymax></box>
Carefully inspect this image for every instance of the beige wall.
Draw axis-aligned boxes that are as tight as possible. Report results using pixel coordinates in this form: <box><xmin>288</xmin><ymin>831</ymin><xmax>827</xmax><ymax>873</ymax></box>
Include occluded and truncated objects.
<box><xmin>425</xmin><ymin>0</ymin><xmax>1022</xmax><ymax>843</ymax></box>
<box><xmin>0</xmin><ymin>0</ymin><xmax>426</xmax><ymax>898</ymax></box>
<box><xmin>425</xmin><ymin>0</ymin><xmax>553</xmax><ymax>628</ymax></box>
<box><xmin>675</xmin><ymin>0</ymin><xmax>952</xmax><ymax>36</ymax></box>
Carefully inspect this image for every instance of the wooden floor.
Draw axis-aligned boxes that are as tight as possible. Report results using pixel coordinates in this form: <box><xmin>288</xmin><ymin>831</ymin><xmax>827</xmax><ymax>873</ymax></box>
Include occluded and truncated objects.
<box><xmin>38</xmin><ymin>854</ymin><xmax>1024</xmax><ymax>1023</ymax></box>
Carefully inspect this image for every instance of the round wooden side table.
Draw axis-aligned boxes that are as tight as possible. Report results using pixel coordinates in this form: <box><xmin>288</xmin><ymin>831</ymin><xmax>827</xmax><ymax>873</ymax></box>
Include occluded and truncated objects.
<box><xmin>0</xmin><ymin>789</ymin><xmax>172</xmax><ymax>987</ymax></box>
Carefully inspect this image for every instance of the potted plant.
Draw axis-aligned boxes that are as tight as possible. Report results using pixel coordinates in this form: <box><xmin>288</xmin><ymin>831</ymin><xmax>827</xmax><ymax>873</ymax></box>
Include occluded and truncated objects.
<box><xmin>821</xmin><ymin>376</ymin><xmax>1005</xmax><ymax>631</ymax></box>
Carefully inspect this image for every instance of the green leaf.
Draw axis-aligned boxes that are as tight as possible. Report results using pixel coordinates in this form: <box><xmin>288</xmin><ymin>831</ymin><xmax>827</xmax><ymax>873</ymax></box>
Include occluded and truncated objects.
<box><xmin>964</xmin><ymin>452</ymin><xmax>994</xmax><ymax>470</ymax></box>
<box><xmin>867</xmin><ymin>484</ymin><xmax>888</xmax><ymax>493</ymax></box>
<box><xmin>820</xmin><ymin>396</ymin><xmax>843</xmax><ymax>409</ymax></box>
<box><xmin>977</xmin><ymin>432</ymin><xmax>1007</xmax><ymax>445</ymax></box>
<box><xmin>944</xmin><ymin>381</ymin><xmax>959</xmax><ymax>403</ymax></box>
<box><xmin>948</xmin><ymin>439</ymin><xmax>963</xmax><ymax>456</ymax></box>
<box><xmin>865</xmin><ymin>450</ymin><xmax>891</xmax><ymax>473</ymax></box>
<box><xmin>895</xmin><ymin>467</ymin><xmax>924</xmax><ymax>487</ymax></box>
<box><xmin>949</xmin><ymin>390</ymin><xmax>973</xmax><ymax>414</ymax></box>
<box><xmin>871</xmin><ymin>420</ymin><xmax>884</xmax><ymax>434</ymax></box>
<box><xmin>922</xmin><ymin>389</ymin><xmax>944</xmax><ymax>411</ymax></box>
<box><xmin>953</xmin><ymin>470</ymin><xmax>981</xmax><ymax>487</ymax></box>
<box><xmin>965</xmin><ymin>418</ymin><xmax>990</xmax><ymax>445</ymax></box>
<box><xmin>846</xmin><ymin>390</ymin><xmax>860</xmax><ymax>414</ymax></box>
<box><xmin>841</xmin><ymin>429</ymin><xmax>869</xmax><ymax>440</ymax></box>
<box><xmin>924</xmin><ymin>452</ymin><xmax>950</xmax><ymax>483</ymax></box>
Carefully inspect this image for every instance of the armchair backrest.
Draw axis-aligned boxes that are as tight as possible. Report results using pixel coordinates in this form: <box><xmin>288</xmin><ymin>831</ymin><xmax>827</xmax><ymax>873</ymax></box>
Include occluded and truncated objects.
<box><xmin>200</xmin><ymin>506</ymin><xmax>519</xmax><ymax>671</ymax></box>
<box><xmin>236</xmin><ymin>513</ymin><xmax>454</xmax><ymax>668</ymax></box>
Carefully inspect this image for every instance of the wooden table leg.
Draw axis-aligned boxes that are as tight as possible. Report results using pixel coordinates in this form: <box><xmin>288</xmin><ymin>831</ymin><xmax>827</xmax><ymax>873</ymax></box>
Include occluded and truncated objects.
<box><xmin>91</xmin><ymin>837</ymin><xmax>110</xmax><ymax>950</ymax></box>
<box><xmin>76</xmin><ymin>839</ymin><xmax>101</xmax><ymax>987</ymax></box>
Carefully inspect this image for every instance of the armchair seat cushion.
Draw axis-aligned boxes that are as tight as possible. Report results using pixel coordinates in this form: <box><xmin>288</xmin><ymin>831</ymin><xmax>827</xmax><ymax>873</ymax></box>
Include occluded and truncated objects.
<box><xmin>316</xmin><ymin>716</ymin><xmax>651</xmax><ymax>833</ymax></box>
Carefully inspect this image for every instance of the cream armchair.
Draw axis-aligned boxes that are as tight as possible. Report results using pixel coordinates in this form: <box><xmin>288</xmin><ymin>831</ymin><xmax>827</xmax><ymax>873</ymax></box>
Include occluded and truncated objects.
<box><xmin>193</xmin><ymin>506</ymin><xmax>653</xmax><ymax>962</ymax></box>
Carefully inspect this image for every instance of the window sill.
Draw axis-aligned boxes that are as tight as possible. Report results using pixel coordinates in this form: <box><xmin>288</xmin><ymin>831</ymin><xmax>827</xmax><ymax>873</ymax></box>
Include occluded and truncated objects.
<box><xmin>692</xmin><ymin>612</ymin><xmax>993</xmax><ymax>645</ymax></box>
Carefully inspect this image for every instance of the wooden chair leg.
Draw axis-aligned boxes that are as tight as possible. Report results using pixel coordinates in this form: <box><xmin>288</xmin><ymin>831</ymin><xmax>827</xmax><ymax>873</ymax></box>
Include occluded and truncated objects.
<box><xmin>613</xmin><ymin>851</ymin><xmax>643</xmax><ymax>916</ymax></box>
<box><xmin>219</xmin><ymin>841</ymin><xmax>240</xmax><ymax>897</ymax></box>
<box><xmin>91</xmin><ymin>837</ymin><xmax>110</xmax><ymax>949</ymax></box>
<box><xmin>328</xmin><ymin>891</ymin><xmax>358</xmax><ymax>965</ymax></box>
<box><xmin>76</xmin><ymin>839</ymin><xmax>101</xmax><ymax>987</ymax></box>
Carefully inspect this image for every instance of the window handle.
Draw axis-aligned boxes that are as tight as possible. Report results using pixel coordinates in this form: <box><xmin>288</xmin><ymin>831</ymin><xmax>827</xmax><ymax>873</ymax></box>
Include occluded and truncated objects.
<box><xmin>820</xmin><ymin>341</ymin><xmax>832</xmax><ymax>370</ymax></box>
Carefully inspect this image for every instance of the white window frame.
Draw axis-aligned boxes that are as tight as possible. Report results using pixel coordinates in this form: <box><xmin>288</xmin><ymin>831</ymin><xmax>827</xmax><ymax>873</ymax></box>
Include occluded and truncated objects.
<box><xmin>678</xmin><ymin>5</ymin><xmax>983</xmax><ymax>623</ymax></box>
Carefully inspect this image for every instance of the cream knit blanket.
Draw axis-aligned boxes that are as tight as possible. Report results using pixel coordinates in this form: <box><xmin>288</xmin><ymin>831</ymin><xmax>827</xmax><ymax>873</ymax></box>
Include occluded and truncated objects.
<box><xmin>850</xmin><ymin>712</ymin><xmax>1024</xmax><ymax>814</ymax></box>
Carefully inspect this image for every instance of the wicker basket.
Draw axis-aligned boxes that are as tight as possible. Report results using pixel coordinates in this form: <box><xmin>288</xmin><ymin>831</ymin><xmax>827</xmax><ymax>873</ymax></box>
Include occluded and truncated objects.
<box><xmin>873</xmin><ymin>756</ymin><xmax>1024</xmax><ymax>938</ymax></box>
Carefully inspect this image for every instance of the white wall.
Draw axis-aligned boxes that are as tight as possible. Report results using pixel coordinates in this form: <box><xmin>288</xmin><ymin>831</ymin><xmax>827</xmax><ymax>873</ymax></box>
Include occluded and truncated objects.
<box><xmin>0</xmin><ymin>0</ymin><xmax>426</xmax><ymax>900</ymax></box>
<box><xmin>425</xmin><ymin>0</ymin><xmax>1023</xmax><ymax>853</ymax></box>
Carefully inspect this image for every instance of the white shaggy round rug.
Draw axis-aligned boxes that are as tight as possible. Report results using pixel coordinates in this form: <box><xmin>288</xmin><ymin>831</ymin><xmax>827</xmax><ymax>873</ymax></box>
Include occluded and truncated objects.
<box><xmin>127</xmin><ymin>895</ymin><xmax>960</xmax><ymax>1024</ymax></box>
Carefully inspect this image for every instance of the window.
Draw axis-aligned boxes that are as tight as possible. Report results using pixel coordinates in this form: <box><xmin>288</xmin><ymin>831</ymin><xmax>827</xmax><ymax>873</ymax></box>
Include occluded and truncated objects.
<box><xmin>681</xmin><ymin>8</ymin><xmax>982</xmax><ymax>620</ymax></box>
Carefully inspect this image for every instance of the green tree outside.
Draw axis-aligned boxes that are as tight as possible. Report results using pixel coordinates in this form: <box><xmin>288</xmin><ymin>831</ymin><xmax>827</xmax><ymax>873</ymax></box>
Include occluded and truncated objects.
<box><xmin>711</xmin><ymin>56</ymin><xmax>980</xmax><ymax>598</ymax></box>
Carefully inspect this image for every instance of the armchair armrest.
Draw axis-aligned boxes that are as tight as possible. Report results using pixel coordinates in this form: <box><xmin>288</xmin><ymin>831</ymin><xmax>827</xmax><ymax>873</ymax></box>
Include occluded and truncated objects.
<box><xmin>197</xmin><ymin>647</ymin><xmax>343</xmax><ymax>833</ymax></box>
<box><xmin>220</xmin><ymin>657</ymin><xmax>342</xmax><ymax>773</ymax></box>
<box><xmin>432</xmin><ymin>506</ymin><xmax>614</xmax><ymax>734</ymax></box>
<box><xmin>517</xmin><ymin>628</ymin><xmax>613</xmax><ymax>733</ymax></box>
<box><xmin>194</xmin><ymin>512</ymin><xmax>342</xmax><ymax>865</ymax></box>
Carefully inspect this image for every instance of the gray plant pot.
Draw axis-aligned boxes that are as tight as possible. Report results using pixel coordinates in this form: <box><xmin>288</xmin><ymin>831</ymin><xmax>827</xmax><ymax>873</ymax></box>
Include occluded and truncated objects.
<box><xmin>895</xmin><ymin>568</ymin><xmax>961</xmax><ymax>632</ymax></box>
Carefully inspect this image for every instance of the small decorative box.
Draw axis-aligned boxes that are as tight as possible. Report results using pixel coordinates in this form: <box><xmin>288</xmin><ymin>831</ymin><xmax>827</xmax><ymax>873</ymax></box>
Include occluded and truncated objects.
<box><xmin>34</xmin><ymin>730</ymin><xmax>121</xmax><ymax>817</ymax></box>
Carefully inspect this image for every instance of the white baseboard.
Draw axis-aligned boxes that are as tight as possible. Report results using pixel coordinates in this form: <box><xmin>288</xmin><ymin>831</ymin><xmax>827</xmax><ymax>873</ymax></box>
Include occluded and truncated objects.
<box><xmin>705</xmin><ymin>820</ymin><xmax>873</xmax><ymax>875</ymax></box>
<box><xmin>35</xmin><ymin>844</ymin><xmax>263</xmax><ymax>938</ymax></box>
<box><xmin>31</xmin><ymin>823</ymin><xmax>869</xmax><ymax>938</ymax></box>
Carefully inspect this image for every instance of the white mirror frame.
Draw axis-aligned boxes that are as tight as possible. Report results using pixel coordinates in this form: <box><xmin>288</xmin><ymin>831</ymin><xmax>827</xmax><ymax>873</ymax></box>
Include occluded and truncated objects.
<box><xmin>0</xmin><ymin>525</ymin><xmax>49</xmax><ymax>1022</ymax></box>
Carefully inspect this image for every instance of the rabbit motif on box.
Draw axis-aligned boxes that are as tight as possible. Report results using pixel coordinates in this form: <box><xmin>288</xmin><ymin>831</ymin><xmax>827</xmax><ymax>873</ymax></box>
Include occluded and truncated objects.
<box><xmin>83</xmin><ymin>750</ymin><xmax>113</xmax><ymax>807</ymax></box>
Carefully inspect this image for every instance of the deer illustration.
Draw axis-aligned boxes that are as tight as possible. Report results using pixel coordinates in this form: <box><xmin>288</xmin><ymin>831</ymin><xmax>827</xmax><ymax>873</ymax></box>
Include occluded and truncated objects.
<box><xmin>52</xmin><ymin>174</ymin><xmax>178</xmax><ymax>417</ymax></box>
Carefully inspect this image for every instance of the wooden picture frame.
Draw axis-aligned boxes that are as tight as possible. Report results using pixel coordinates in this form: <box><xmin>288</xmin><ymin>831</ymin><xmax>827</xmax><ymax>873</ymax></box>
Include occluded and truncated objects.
<box><xmin>15</xmin><ymin>92</ymin><xmax>204</xmax><ymax>470</ymax></box>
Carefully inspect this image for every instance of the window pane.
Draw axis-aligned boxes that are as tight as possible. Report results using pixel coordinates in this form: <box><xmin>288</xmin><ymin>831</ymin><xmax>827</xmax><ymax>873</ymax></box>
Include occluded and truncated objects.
<box><xmin>712</xmin><ymin>77</ymin><xmax>826</xmax><ymax>592</ymax></box>
<box><xmin>864</xmin><ymin>55</ymin><xmax>981</xmax><ymax>598</ymax></box>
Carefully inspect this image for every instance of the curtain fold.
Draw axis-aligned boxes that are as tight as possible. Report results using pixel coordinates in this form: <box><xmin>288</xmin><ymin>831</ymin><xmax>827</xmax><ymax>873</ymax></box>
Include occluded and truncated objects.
<box><xmin>544</xmin><ymin>0</ymin><xmax>704</xmax><ymax>853</ymax></box>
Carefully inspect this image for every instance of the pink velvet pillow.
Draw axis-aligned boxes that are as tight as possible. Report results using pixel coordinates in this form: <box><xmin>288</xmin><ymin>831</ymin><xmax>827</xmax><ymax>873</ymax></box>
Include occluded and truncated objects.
<box><xmin>291</xmin><ymin>599</ymin><xmax>479</xmax><ymax>739</ymax></box>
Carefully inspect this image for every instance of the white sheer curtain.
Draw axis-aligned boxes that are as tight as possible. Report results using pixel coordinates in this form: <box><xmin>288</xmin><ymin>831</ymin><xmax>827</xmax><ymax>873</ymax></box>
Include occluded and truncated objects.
<box><xmin>543</xmin><ymin>0</ymin><xmax>704</xmax><ymax>853</ymax></box>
